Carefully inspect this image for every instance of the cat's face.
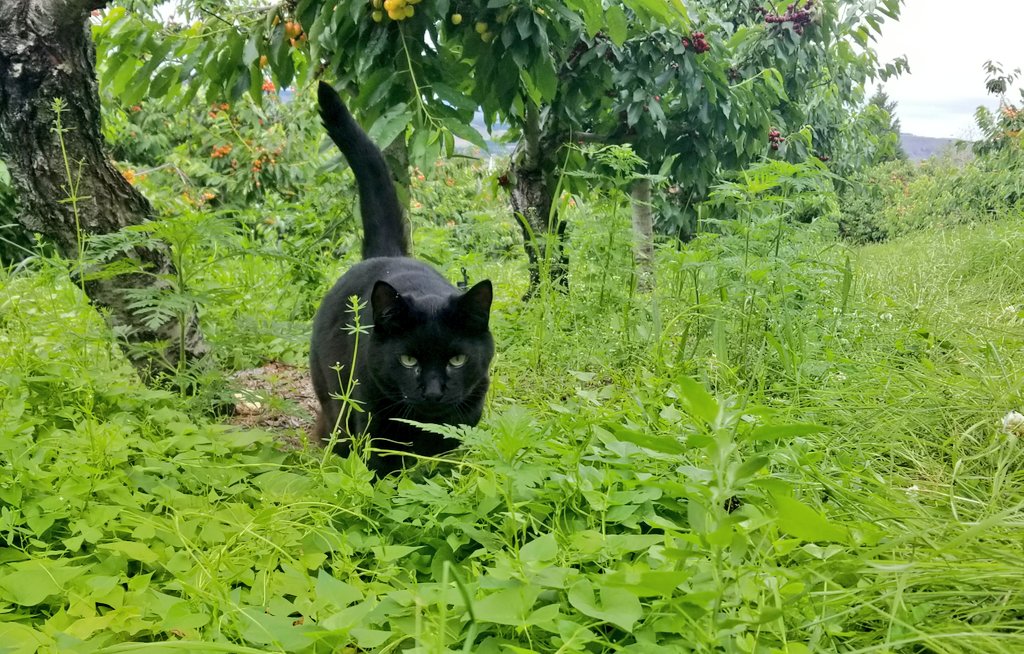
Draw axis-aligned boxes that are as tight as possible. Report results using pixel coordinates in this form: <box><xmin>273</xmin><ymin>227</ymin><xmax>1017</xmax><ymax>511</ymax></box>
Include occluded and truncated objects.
<box><xmin>367</xmin><ymin>280</ymin><xmax>494</xmax><ymax>419</ymax></box>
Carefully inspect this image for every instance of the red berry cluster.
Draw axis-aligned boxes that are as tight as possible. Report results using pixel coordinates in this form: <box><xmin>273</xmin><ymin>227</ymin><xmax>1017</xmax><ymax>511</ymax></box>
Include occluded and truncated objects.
<box><xmin>768</xmin><ymin>128</ymin><xmax>785</xmax><ymax>151</ymax></box>
<box><xmin>755</xmin><ymin>1</ymin><xmax>815</xmax><ymax>35</ymax></box>
<box><xmin>682</xmin><ymin>31</ymin><xmax>710</xmax><ymax>54</ymax></box>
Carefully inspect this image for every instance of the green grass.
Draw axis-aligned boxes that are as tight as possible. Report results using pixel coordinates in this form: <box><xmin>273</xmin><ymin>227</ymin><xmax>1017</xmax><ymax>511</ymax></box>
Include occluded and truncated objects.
<box><xmin>1</xmin><ymin>197</ymin><xmax>1022</xmax><ymax>652</ymax></box>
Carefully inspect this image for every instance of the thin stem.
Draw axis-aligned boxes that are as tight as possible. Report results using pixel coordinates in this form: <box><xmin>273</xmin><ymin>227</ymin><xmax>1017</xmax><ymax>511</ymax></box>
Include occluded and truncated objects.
<box><xmin>52</xmin><ymin>98</ymin><xmax>87</xmax><ymax>293</ymax></box>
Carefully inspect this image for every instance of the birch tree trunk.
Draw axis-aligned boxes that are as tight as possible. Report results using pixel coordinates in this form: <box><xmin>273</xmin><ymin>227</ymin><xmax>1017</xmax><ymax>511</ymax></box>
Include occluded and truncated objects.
<box><xmin>0</xmin><ymin>0</ymin><xmax>207</xmax><ymax>379</ymax></box>
<box><xmin>630</xmin><ymin>177</ymin><xmax>655</xmax><ymax>292</ymax></box>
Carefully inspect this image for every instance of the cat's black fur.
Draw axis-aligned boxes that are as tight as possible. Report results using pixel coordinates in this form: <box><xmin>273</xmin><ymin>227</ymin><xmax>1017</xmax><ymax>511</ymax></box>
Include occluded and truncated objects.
<box><xmin>310</xmin><ymin>82</ymin><xmax>495</xmax><ymax>476</ymax></box>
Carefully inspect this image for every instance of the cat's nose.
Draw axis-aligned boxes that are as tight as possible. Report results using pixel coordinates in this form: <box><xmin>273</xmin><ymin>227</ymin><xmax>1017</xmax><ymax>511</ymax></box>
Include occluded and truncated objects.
<box><xmin>423</xmin><ymin>379</ymin><xmax>444</xmax><ymax>402</ymax></box>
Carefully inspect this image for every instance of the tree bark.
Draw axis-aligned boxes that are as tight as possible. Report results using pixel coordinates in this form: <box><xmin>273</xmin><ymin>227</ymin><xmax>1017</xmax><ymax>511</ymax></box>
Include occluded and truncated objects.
<box><xmin>509</xmin><ymin>102</ymin><xmax>567</xmax><ymax>300</ymax></box>
<box><xmin>630</xmin><ymin>177</ymin><xmax>655</xmax><ymax>292</ymax></box>
<box><xmin>0</xmin><ymin>0</ymin><xmax>207</xmax><ymax>379</ymax></box>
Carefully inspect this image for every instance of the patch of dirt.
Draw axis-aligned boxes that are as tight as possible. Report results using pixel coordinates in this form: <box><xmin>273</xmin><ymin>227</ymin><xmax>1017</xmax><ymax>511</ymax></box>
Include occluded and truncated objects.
<box><xmin>227</xmin><ymin>362</ymin><xmax>318</xmax><ymax>448</ymax></box>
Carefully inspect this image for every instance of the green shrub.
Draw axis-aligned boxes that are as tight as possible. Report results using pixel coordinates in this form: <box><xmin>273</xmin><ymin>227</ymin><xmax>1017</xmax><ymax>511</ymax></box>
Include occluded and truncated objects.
<box><xmin>836</xmin><ymin>159</ymin><xmax>916</xmax><ymax>242</ymax></box>
<box><xmin>839</xmin><ymin>147</ymin><xmax>1024</xmax><ymax>243</ymax></box>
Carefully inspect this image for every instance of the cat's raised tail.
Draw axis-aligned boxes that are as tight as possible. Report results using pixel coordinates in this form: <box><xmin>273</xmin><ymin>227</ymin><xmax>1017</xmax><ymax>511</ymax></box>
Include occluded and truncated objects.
<box><xmin>318</xmin><ymin>81</ymin><xmax>409</xmax><ymax>259</ymax></box>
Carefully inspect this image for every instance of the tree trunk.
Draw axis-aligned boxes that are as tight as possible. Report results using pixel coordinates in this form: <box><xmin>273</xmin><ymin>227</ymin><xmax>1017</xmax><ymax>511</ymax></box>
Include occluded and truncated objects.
<box><xmin>630</xmin><ymin>177</ymin><xmax>655</xmax><ymax>292</ymax></box>
<box><xmin>0</xmin><ymin>0</ymin><xmax>207</xmax><ymax>379</ymax></box>
<box><xmin>509</xmin><ymin>102</ymin><xmax>567</xmax><ymax>300</ymax></box>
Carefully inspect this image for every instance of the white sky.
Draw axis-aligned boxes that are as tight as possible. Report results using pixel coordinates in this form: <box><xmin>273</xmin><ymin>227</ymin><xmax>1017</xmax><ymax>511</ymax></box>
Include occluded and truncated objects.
<box><xmin>874</xmin><ymin>0</ymin><xmax>1024</xmax><ymax>138</ymax></box>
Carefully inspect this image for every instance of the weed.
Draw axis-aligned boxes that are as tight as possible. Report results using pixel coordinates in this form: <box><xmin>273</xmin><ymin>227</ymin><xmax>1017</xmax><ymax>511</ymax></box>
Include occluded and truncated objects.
<box><xmin>1</xmin><ymin>152</ymin><xmax>1023</xmax><ymax>652</ymax></box>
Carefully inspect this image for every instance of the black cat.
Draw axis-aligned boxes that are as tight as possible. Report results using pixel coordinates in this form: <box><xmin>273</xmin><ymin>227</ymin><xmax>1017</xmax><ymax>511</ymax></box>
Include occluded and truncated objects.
<box><xmin>309</xmin><ymin>82</ymin><xmax>495</xmax><ymax>475</ymax></box>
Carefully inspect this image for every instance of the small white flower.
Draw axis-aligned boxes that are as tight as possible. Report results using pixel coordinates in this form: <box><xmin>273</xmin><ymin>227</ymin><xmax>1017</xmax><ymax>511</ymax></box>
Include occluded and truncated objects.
<box><xmin>1002</xmin><ymin>411</ymin><xmax>1024</xmax><ymax>437</ymax></box>
<box><xmin>879</xmin><ymin>312</ymin><xmax>894</xmax><ymax>322</ymax></box>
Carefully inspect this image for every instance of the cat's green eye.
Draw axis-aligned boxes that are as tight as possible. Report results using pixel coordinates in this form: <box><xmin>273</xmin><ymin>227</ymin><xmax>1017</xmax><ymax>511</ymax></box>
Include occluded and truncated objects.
<box><xmin>448</xmin><ymin>354</ymin><xmax>468</xmax><ymax>368</ymax></box>
<box><xmin>399</xmin><ymin>355</ymin><xmax>418</xmax><ymax>368</ymax></box>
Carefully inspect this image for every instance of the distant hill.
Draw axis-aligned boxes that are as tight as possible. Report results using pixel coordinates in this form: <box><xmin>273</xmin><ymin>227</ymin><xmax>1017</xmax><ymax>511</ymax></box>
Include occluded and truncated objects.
<box><xmin>900</xmin><ymin>133</ymin><xmax>964</xmax><ymax>161</ymax></box>
<box><xmin>462</xmin><ymin>127</ymin><xmax>968</xmax><ymax>162</ymax></box>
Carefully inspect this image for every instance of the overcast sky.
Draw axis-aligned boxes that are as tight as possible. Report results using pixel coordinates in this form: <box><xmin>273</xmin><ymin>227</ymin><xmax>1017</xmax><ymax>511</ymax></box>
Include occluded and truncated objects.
<box><xmin>873</xmin><ymin>0</ymin><xmax>1024</xmax><ymax>138</ymax></box>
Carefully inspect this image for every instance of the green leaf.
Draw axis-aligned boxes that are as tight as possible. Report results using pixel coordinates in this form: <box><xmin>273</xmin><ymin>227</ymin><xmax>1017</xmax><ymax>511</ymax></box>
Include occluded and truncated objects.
<box><xmin>568</xmin><ymin>578</ymin><xmax>642</xmax><ymax>632</ymax></box>
<box><xmin>98</xmin><ymin>540</ymin><xmax>160</xmax><ymax>563</ymax></box>
<box><xmin>123</xmin><ymin>38</ymin><xmax>175</xmax><ymax>106</ymax></box>
<box><xmin>677</xmin><ymin>376</ymin><xmax>719</xmax><ymax>425</ymax></box>
<box><xmin>269</xmin><ymin>25</ymin><xmax>294</xmax><ymax>88</ymax></box>
<box><xmin>532</xmin><ymin>55</ymin><xmax>558</xmax><ymax>101</ymax></box>
<box><xmin>316</xmin><ymin>569</ymin><xmax>362</xmax><ymax>608</ymax></box>
<box><xmin>603</xmin><ymin>568</ymin><xmax>690</xmax><ymax>597</ymax></box>
<box><xmin>357</xmin><ymin>68</ymin><xmax>395</xmax><ymax>108</ymax></box>
<box><xmin>149</xmin><ymin>65</ymin><xmax>179</xmax><ymax>99</ymax></box>
<box><xmin>573</xmin><ymin>0</ymin><xmax>604</xmax><ymax>37</ymax></box>
<box><xmin>605</xmin><ymin>6</ymin><xmax>628</xmax><ymax>46</ymax></box>
<box><xmin>0</xmin><ymin>560</ymin><xmax>86</xmax><ymax>606</ymax></box>
<box><xmin>236</xmin><ymin>606</ymin><xmax>315</xmax><ymax>650</ymax></box>
<box><xmin>609</xmin><ymin>425</ymin><xmax>687</xmax><ymax>456</ymax></box>
<box><xmin>369</xmin><ymin>544</ymin><xmax>422</xmax><ymax>562</ymax></box>
<box><xmin>351</xmin><ymin>628</ymin><xmax>393</xmax><ymax>648</ymax></box>
<box><xmin>520</xmin><ymin>534</ymin><xmax>557</xmax><ymax>562</ymax></box>
<box><xmin>445</xmin><ymin>116</ymin><xmax>488</xmax><ymax>151</ymax></box>
<box><xmin>253</xmin><ymin>470</ymin><xmax>315</xmax><ymax>497</ymax></box>
<box><xmin>473</xmin><ymin>585</ymin><xmax>541</xmax><ymax>626</ymax></box>
<box><xmin>0</xmin><ymin>622</ymin><xmax>52</xmax><ymax>654</ymax></box>
<box><xmin>366</xmin><ymin>104</ymin><xmax>411</xmax><ymax>150</ymax></box>
<box><xmin>773</xmin><ymin>495</ymin><xmax>850</xmax><ymax>544</ymax></box>
<box><xmin>515</xmin><ymin>10</ymin><xmax>533</xmax><ymax>40</ymax></box>
<box><xmin>242</xmin><ymin>35</ymin><xmax>260</xmax><ymax>66</ymax></box>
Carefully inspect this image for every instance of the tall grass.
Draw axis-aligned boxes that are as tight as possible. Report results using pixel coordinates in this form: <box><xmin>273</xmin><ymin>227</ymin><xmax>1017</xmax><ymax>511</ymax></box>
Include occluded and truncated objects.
<box><xmin>0</xmin><ymin>161</ymin><xmax>1022</xmax><ymax>652</ymax></box>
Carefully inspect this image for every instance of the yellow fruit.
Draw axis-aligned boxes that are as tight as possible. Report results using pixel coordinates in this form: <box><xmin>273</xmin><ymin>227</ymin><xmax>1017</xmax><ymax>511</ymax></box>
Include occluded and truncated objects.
<box><xmin>404</xmin><ymin>5</ymin><xmax>414</xmax><ymax>17</ymax></box>
<box><xmin>372</xmin><ymin>10</ymin><xmax>383</xmax><ymax>21</ymax></box>
<box><xmin>481</xmin><ymin>31</ymin><xmax>494</xmax><ymax>42</ymax></box>
<box><xmin>387</xmin><ymin>9</ymin><xmax>402</xmax><ymax>20</ymax></box>
<box><xmin>259</xmin><ymin>54</ymin><xmax>268</xmax><ymax>68</ymax></box>
<box><xmin>373</xmin><ymin>0</ymin><xmax>382</xmax><ymax>7</ymax></box>
<box><xmin>284</xmin><ymin>21</ymin><xmax>302</xmax><ymax>38</ymax></box>
<box><xmin>475</xmin><ymin>21</ymin><xmax>488</xmax><ymax>34</ymax></box>
<box><xmin>383</xmin><ymin>0</ymin><xmax>397</xmax><ymax>10</ymax></box>
<box><xmin>451</xmin><ymin>13</ymin><xmax>462</xmax><ymax>25</ymax></box>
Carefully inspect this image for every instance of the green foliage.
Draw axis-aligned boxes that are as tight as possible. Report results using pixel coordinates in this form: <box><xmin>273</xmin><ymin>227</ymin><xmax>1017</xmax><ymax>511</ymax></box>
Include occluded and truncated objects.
<box><xmin>7</xmin><ymin>8</ymin><xmax>1023</xmax><ymax>649</ymax></box>
<box><xmin>836</xmin><ymin>159</ymin><xmax>916</xmax><ymax>242</ymax></box>
<box><xmin>93</xmin><ymin>0</ymin><xmax>907</xmax><ymax>241</ymax></box>
<box><xmin>4</xmin><ymin>169</ymin><xmax>1024</xmax><ymax>649</ymax></box>
<box><xmin>840</xmin><ymin>62</ymin><xmax>1024</xmax><ymax>243</ymax></box>
<box><xmin>864</xmin><ymin>84</ymin><xmax>908</xmax><ymax>163</ymax></box>
<box><xmin>408</xmin><ymin>158</ymin><xmax>522</xmax><ymax>260</ymax></box>
<box><xmin>6</xmin><ymin>146</ymin><xmax>1024</xmax><ymax>653</ymax></box>
<box><xmin>0</xmin><ymin>158</ymin><xmax>33</xmax><ymax>263</ymax></box>
<box><xmin>101</xmin><ymin>81</ymin><xmax>324</xmax><ymax>206</ymax></box>
<box><xmin>973</xmin><ymin>60</ymin><xmax>1024</xmax><ymax>158</ymax></box>
<box><xmin>839</xmin><ymin>149</ymin><xmax>1024</xmax><ymax>243</ymax></box>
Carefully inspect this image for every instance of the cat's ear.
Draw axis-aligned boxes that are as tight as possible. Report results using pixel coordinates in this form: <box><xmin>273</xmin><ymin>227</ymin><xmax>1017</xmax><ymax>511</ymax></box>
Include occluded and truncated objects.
<box><xmin>371</xmin><ymin>281</ymin><xmax>410</xmax><ymax>336</ymax></box>
<box><xmin>454</xmin><ymin>280</ymin><xmax>492</xmax><ymax>332</ymax></box>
